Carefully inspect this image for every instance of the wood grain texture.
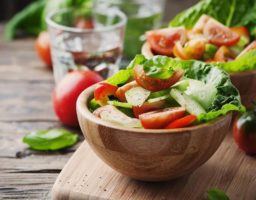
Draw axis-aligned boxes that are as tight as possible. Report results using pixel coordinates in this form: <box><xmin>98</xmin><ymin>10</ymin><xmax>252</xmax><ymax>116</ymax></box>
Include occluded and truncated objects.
<box><xmin>52</xmin><ymin>134</ymin><xmax>256</xmax><ymax>200</ymax></box>
<box><xmin>141</xmin><ymin>42</ymin><xmax>256</xmax><ymax>108</ymax></box>
<box><xmin>76</xmin><ymin>85</ymin><xmax>232</xmax><ymax>181</ymax></box>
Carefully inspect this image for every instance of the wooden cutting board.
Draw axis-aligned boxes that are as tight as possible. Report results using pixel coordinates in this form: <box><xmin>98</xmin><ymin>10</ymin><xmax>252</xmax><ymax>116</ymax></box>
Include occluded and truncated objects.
<box><xmin>52</xmin><ymin>133</ymin><xmax>256</xmax><ymax>200</ymax></box>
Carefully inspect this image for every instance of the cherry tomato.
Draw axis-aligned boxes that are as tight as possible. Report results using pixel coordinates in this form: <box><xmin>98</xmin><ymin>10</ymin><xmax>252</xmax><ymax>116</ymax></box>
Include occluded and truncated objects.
<box><xmin>203</xmin><ymin>19</ymin><xmax>240</xmax><ymax>46</ymax></box>
<box><xmin>134</xmin><ymin>64</ymin><xmax>183</xmax><ymax>92</ymax></box>
<box><xmin>146</xmin><ymin>27</ymin><xmax>187</xmax><ymax>56</ymax></box>
<box><xmin>133</xmin><ymin>100</ymin><xmax>166</xmax><ymax>118</ymax></box>
<box><xmin>75</xmin><ymin>17</ymin><xmax>94</xmax><ymax>29</ymax></box>
<box><xmin>94</xmin><ymin>83</ymin><xmax>118</xmax><ymax>106</ymax></box>
<box><xmin>237</xmin><ymin>41</ymin><xmax>256</xmax><ymax>58</ymax></box>
<box><xmin>165</xmin><ymin>115</ymin><xmax>197</xmax><ymax>129</ymax></box>
<box><xmin>231</xmin><ymin>26</ymin><xmax>250</xmax><ymax>41</ymax></box>
<box><xmin>115</xmin><ymin>81</ymin><xmax>139</xmax><ymax>102</ymax></box>
<box><xmin>35</xmin><ymin>31</ymin><xmax>52</xmax><ymax>68</ymax></box>
<box><xmin>53</xmin><ymin>70</ymin><xmax>103</xmax><ymax>127</ymax></box>
<box><xmin>233</xmin><ymin>108</ymin><xmax>256</xmax><ymax>154</ymax></box>
<box><xmin>213</xmin><ymin>46</ymin><xmax>234</xmax><ymax>62</ymax></box>
<box><xmin>139</xmin><ymin>107</ymin><xmax>186</xmax><ymax>129</ymax></box>
<box><xmin>192</xmin><ymin>14</ymin><xmax>211</xmax><ymax>34</ymax></box>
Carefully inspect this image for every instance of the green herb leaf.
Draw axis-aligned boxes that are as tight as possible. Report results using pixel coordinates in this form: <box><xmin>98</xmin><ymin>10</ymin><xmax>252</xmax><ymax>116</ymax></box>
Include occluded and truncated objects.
<box><xmin>127</xmin><ymin>54</ymin><xmax>146</xmax><ymax>69</ymax></box>
<box><xmin>207</xmin><ymin>188</ymin><xmax>230</xmax><ymax>200</ymax></box>
<box><xmin>23</xmin><ymin>129</ymin><xmax>78</xmax><ymax>151</ymax></box>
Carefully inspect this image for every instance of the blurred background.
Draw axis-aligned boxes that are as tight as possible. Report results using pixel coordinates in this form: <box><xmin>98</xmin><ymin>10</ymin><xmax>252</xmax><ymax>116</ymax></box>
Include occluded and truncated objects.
<box><xmin>0</xmin><ymin>0</ymin><xmax>198</xmax><ymax>22</ymax></box>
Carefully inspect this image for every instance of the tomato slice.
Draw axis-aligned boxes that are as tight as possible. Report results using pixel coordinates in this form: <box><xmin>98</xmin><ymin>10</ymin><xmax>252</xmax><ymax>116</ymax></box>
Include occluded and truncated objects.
<box><xmin>203</xmin><ymin>19</ymin><xmax>240</xmax><ymax>46</ymax></box>
<box><xmin>237</xmin><ymin>41</ymin><xmax>256</xmax><ymax>58</ymax></box>
<box><xmin>165</xmin><ymin>115</ymin><xmax>197</xmax><ymax>129</ymax></box>
<box><xmin>133</xmin><ymin>100</ymin><xmax>166</xmax><ymax>118</ymax></box>
<box><xmin>192</xmin><ymin>14</ymin><xmax>211</xmax><ymax>34</ymax></box>
<box><xmin>231</xmin><ymin>26</ymin><xmax>250</xmax><ymax>41</ymax></box>
<box><xmin>146</xmin><ymin>27</ymin><xmax>187</xmax><ymax>56</ymax></box>
<box><xmin>134</xmin><ymin>64</ymin><xmax>183</xmax><ymax>92</ymax></box>
<box><xmin>94</xmin><ymin>83</ymin><xmax>118</xmax><ymax>105</ymax></box>
<box><xmin>115</xmin><ymin>81</ymin><xmax>138</xmax><ymax>102</ymax></box>
<box><xmin>213</xmin><ymin>46</ymin><xmax>234</xmax><ymax>62</ymax></box>
<box><xmin>139</xmin><ymin>107</ymin><xmax>186</xmax><ymax>129</ymax></box>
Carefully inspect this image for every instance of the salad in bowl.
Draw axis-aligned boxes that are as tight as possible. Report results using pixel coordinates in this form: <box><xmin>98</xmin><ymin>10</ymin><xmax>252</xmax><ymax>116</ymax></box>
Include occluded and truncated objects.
<box><xmin>142</xmin><ymin>0</ymin><xmax>256</xmax><ymax>107</ymax></box>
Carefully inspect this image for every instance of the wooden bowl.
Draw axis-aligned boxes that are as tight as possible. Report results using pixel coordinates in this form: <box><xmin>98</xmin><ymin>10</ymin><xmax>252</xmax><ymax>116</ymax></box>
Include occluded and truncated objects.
<box><xmin>76</xmin><ymin>84</ymin><xmax>232</xmax><ymax>181</ymax></box>
<box><xmin>142</xmin><ymin>42</ymin><xmax>256</xmax><ymax>108</ymax></box>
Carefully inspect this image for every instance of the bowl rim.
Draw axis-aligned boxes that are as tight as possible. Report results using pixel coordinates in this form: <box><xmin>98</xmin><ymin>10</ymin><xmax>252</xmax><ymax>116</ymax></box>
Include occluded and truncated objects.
<box><xmin>141</xmin><ymin>42</ymin><xmax>256</xmax><ymax>76</ymax></box>
<box><xmin>77</xmin><ymin>83</ymin><xmax>232</xmax><ymax>135</ymax></box>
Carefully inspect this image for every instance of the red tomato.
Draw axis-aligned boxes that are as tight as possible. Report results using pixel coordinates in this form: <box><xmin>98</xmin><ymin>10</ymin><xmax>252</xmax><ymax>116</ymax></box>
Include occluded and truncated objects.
<box><xmin>133</xmin><ymin>100</ymin><xmax>166</xmax><ymax>118</ymax></box>
<box><xmin>233</xmin><ymin>109</ymin><xmax>256</xmax><ymax>154</ymax></box>
<box><xmin>53</xmin><ymin>70</ymin><xmax>103</xmax><ymax>127</ymax></box>
<box><xmin>192</xmin><ymin>14</ymin><xmax>211</xmax><ymax>34</ymax></box>
<box><xmin>35</xmin><ymin>32</ymin><xmax>52</xmax><ymax>68</ymax></box>
<box><xmin>231</xmin><ymin>26</ymin><xmax>250</xmax><ymax>41</ymax></box>
<box><xmin>94</xmin><ymin>83</ymin><xmax>118</xmax><ymax>105</ymax></box>
<box><xmin>213</xmin><ymin>46</ymin><xmax>234</xmax><ymax>62</ymax></box>
<box><xmin>237</xmin><ymin>41</ymin><xmax>256</xmax><ymax>58</ymax></box>
<box><xmin>115</xmin><ymin>81</ymin><xmax>139</xmax><ymax>102</ymax></box>
<box><xmin>139</xmin><ymin>107</ymin><xmax>186</xmax><ymax>129</ymax></box>
<box><xmin>146</xmin><ymin>27</ymin><xmax>187</xmax><ymax>56</ymax></box>
<box><xmin>203</xmin><ymin>19</ymin><xmax>240</xmax><ymax>46</ymax></box>
<box><xmin>134</xmin><ymin>64</ymin><xmax>183</xmax><ymax>92</ymax></box>
<box><xmin>165</xmin><ymin>115</ymin><xmax>197</xmax><ymax>129</ymax></box>
<box><xmin>75</xmin><ymin>17</ymin><xmax>94</xmax><ymax>29</ymax></box>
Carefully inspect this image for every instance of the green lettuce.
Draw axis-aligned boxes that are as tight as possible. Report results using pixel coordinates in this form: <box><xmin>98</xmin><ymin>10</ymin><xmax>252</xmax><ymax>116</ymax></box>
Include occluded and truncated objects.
<box><xmin>169</xmin><ymin>0</ymin><xmax>256</xmax><ymax>37</ymax></box>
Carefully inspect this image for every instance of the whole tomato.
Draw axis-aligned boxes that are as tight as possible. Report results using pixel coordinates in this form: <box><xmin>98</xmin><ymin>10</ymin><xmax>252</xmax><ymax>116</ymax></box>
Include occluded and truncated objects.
<box><xmin>53</xmin><ymin>70</ymin><xmax>103</xmax><ymax>127</ymax></box>
<box><xmin>35</xmin><ymin>31</ymin><xmax>52</xmax><ymax>68</ymax></box>
<box><xmin>233</xmin><ymin>107</ymin><xmax>256</xmax><ymax>154</ymax></box>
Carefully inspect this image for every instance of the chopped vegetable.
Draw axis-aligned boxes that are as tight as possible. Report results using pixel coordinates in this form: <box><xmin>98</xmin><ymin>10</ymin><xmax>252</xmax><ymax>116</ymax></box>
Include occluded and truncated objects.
<box><xmin>207</xmin><ymin>188</ymin><xmax>229</xmax><ymax>200</ymax></box>
<box><xmin>125</xmin><ymin>87</ymin><xmax>151</xmax><ymax>106</ymax></box>
<box><xmin>165</xmin><ymin>115</ymin><xmax>197</xmax><ymax>129</ymax></box>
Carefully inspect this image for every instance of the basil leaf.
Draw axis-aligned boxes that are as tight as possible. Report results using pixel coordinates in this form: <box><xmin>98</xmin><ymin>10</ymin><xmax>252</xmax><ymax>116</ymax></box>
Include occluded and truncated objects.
<box><xmin>207</xmin><ymin>188</ymin><xmax>230</xmax><ymax>200</ymax></box>
<box><xmin>23</xmin><ymin>129</ymin><xmax>78</xmax><ymax>151</ymax></box>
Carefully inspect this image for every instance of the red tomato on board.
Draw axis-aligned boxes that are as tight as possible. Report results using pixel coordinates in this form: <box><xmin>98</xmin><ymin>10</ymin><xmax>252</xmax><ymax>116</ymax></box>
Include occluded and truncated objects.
<box><xmin>53</xmin><ymin>70</ymin><xmax>103</xmax><ymax>127</ymax></box>
<box><xmin>133</xmin><ymin>64</ymin><xmax>183</xmax><ymax>92</ymax></box>
<box><xmin>35</xmin><ymin>32</ymin><xmax>52</xmax><ymax>68</ymax></box>
<box><xmin>146</xmin><ymin>27</ymin><xmax>187</xmax><ymax>56</ymax></box>
<box><xmin>139</xmin><ymin>107</ymin><xmax>186</xmax><ymax>129</ymax></box>
<box><xmin>203</xmin><ymin>19</ymin><xmax>240</xmax><ymax>46</ymax></box>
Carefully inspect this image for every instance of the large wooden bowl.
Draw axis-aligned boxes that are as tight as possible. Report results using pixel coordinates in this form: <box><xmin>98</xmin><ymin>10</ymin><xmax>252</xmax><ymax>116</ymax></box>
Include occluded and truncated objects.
<box><xmin>142</xmin><ymin>42</ymin><xmax>256</xmax><ymax>108</ymax></box>
<box><xmin>76</xmin><ymin>84</ymin><xmax>232</xmax><ymax>181</ymax></box>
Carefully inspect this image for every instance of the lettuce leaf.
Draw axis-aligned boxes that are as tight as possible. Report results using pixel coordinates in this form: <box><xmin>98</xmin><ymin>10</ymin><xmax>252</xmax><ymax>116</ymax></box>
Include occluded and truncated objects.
<box><xmin>169</xmin><ymin>0</ymin><xmax>256</xmax><ymax>37</ymax></box>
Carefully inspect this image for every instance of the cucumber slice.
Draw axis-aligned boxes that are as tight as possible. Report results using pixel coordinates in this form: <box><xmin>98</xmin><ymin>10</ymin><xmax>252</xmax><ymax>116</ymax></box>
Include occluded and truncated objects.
<box><xmin>170</xmin><ymin>89</ymin><xmax>206</xmax><ymax>116</ymax></box>
<box><xmin>125</xmin><ymin>87</ymin><xmax>151</xmax><ymax>106</ymax></box>
<box><xmin>107</xmin><ymin>101</ymin><xmax>132</xmax><ymax>108</ymax></box>
<box><xmin>172</xmin><ymin>79</ymin><xmax>190</xmax><ymax>91</ymax></box>
<box><xmin>148</xmin><ymin>89</ymin><xmax>170</xmax><ymax>99</ymax></box>
<box><xmin>147</xmin><ymin>95</ymin><xmax>169</xmax><ymax>103</ymax></box>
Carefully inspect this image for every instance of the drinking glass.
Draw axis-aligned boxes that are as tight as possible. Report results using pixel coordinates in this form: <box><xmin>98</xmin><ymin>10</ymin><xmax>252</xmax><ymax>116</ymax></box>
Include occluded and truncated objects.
<box><xmin>47</xmin><ymin>8</ymin><xmax>127</xmax><ymax>83</ymax></box>
<box><xmin>95</xmin><ymin>0</ymin><xmax>166</xmax><ymax>58</ymax></box>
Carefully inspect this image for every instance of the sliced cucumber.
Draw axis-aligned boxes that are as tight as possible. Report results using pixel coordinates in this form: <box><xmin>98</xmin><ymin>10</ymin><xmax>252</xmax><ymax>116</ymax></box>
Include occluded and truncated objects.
<box><xmin>107</xmin><ymin>100</ymin><xmax>132</xmax><ymax>108</ymax></box>
<box><xmin>125</xmin><ymin>87</ymin><xmax>151</xmax><ymax>106</ymax></box>
<box><xmin>170</xmin><ymin>89</ymin><xmax>206</xmax><ymax>116</ymax></box>
<box><xmin>99</xmin><ymin>106</ymin><xmax>142</xmax><ymax>128</ymax></box>
<box><xmin>172</xmin><ymin>79</ymin><xmax>190</xmax><ymax>91</ymax></box>
<box><xmin>147</xmin><ymin>95</ymin><xmax>169</xmax><ymax>103</ymax></box>
<box><xmin>148</xmin><ymin>89</ymin><xmax>170</xmax><ymax>99</ymax></box>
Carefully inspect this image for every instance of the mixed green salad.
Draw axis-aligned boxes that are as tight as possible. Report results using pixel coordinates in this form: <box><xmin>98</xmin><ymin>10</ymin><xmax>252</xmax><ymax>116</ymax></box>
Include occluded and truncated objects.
<box><xmin>89</xmin><ymin>55</ymin><xmax>244</xmax><ymax>129</ymax></box>
<box><xmin>144</xmin><ymin>0</ymin><xmax>256</xmax><ymax>73</ymax></box>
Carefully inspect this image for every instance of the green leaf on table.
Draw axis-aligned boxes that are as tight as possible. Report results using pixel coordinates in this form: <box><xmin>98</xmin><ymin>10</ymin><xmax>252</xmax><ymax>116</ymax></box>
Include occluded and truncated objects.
<box><xmin>23</xmin><ymin>129</ymin><xmax>78</xmax><ymax>151</ymax></box>
<box><xmin>207</xmin><ymin>188</ymin><xmax>230</xmax><ymax>200</ymax></box>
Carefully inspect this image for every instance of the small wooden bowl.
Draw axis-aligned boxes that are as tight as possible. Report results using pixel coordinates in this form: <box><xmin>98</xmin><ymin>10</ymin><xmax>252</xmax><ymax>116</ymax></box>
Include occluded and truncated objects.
<box><xmin>142</xmin><ymin>42</ymin><xmax>256</xmax><ymax>108</ymax></box>
<box><xmin>76</xmin><ymin>84</ymin><xmax>232</xmax><ymax>181</ymax></box>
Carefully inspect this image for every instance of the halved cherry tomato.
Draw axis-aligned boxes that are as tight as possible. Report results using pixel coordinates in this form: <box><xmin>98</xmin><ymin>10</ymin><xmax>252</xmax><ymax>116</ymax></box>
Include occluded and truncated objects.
<box><xmin>134</xmin><ymin>64</ymin><xmax>183</xmax><ymax>92</ymax></box>
<box><xmin>231</xmin><ymin>26</ymin><xmax>250</xmax><ymax>41</ymax></box>
<box><xmin>75</xmin><ymin>17</ymin><xmax>94</xmax><ymax>29</ymax></box>
<box><xmin>165</xmin><ymin>115</ymin><xmax>197</xmax><ymax>129</ymax></box>
<box><xmin>94</xmin><ymin>83</ymin><xmax>118</xmax><ymax>105</ymax></box>
<box><xmin>213</xmin><ymin>46</ymin><xmax>234</xmax><ymax>62</ymax></box>
<box><xmin>192</xmin><ymin>14</ymin><xmax>211</xmax><ymax>34</ymax></box>
<box><xmin>237</xmin><ymin>41</ymin><xmax>256</xmax><ymax>58</ymax></box>
<box><xmin>146</xmin><ymin>27</ymin><xmax>187</xmax><ymax>56</ymax></box>
<box><xmin>139</xmin><ymin>107</ymin><xmax>186</xmax><ymax>129</ymax></box>
<box><xmin>133</xmin><ymin>100</ymin><xmax>166</xmax><ymax>118</ymax></box>
<box><xmin>115</xmin><ymin>81</ymin><xmax>139</xmax><ymax>102</ymax></box>
<box><xmin>203</xmin><ymin>19</ymin><xmax>240</xmax><ymax>46</ymax></box>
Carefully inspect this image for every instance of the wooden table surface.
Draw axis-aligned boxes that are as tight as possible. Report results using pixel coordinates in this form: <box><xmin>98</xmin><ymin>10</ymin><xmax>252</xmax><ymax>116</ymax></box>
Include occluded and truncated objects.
<box><xmin>0</xmin><ymin>26</ymin><xmax>83</xmax><ymax>199</ymax></box>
